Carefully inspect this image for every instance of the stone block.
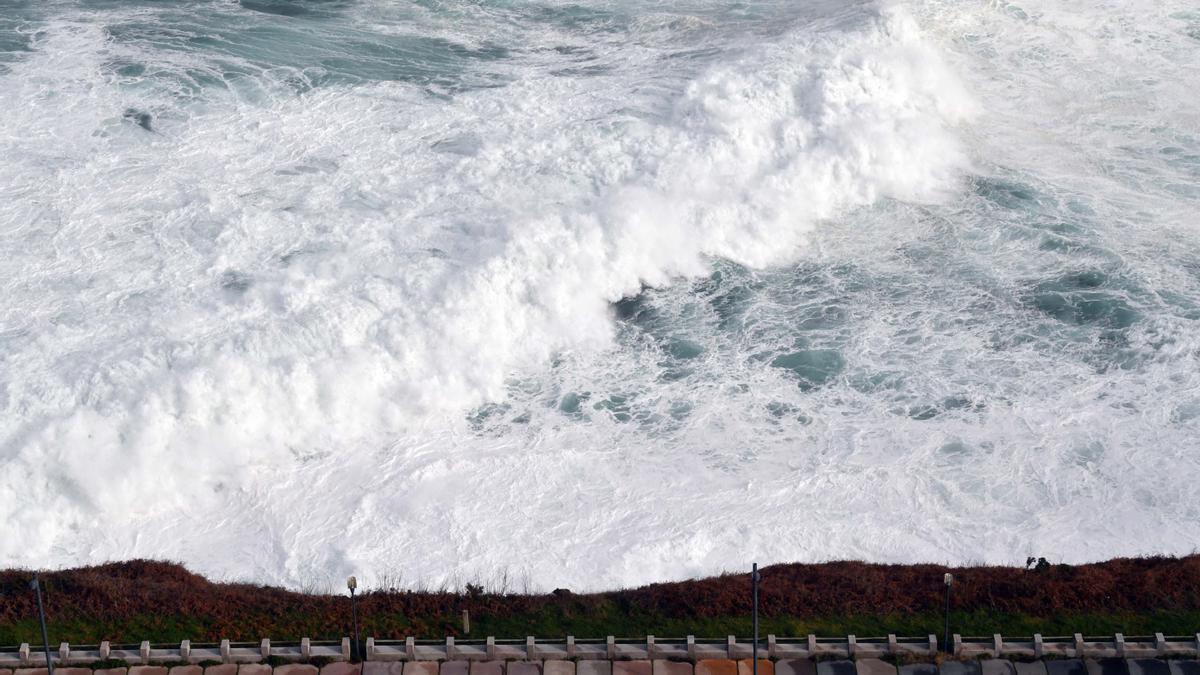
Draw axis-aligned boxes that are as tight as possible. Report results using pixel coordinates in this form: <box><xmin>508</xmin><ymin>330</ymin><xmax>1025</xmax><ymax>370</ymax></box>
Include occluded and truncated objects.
<box><xmin>508</xmin><ymin>663</ymin><xmax>541</xmax><ymax>675</ymax></box>
<box><xmin>203</xmin><ymin>665</ymin><xmax>237</xmax><ymax>675</ymax></box>
<box><xmin>239</xmin><ymin>666</ymin><xmax>273</xmax><ymax>675</ymax></box>
<box><xmin>577</xmin><ymin>663</ymin><xmax>611</xmax><ymax>675</ymax></box>
<box><xmin>96</xmin><ymin>669</ymin><xmax>130</xmax><ymax>675</ymax></box>
<box><xmin>545</xmin><ymin>662</ymin><xmax>576</xmax><ymax>675</ymax></box>
<box><xmin>697</xmin><ymin>661</ymin><xmax>738</xmax><ymax>675</ymax></box>
<box><xmin>403</xmin><ymin>664</ymin><xmax>440</xmax><ymax>675</ymax></box>
<box><xmin>364</xmin><ymin>664</ymin><xmax>404</xmax><ymax>675</ymax></box>
<box><xmin>275</xmin><ymin>665</ymin><xmax>319</xmax><ymax>675</ymax></box>
<box><xmin>440</xmin><ymin>663</ymin><xmax>469</xmax><ymax>675</ymax></box>
<box><xmin>320</xmin><ymin>665</ymin><xmax>361</xmax><ymax>675</ymax></box>
<box><xmin>1013</xmin><ymin>663</ymin><xmax>1047</xmax><ymax>675</ymax></box>
<box><xmin>130</xmin><ymin>667</ymin><xmax>169</xmax><ymax>675</ymax></box>
<box><xmin>817</xmin><ymin>662</ymin><xmax>858</xmax><ymax>675</ymax></box>
<box><xmin>1045</xmin><ymin>661</ymin><xmax>1087</xmax><ymax>675</ymax></box>
<box><xmin>981</xmin><ymin>661</ymin><xmax>1016</xmax><ymax>675</ymax></box>
<box><xmin>1086</xmin><ymin>660</ymin><xmax>1129</xmax><ymax>675</ymax></box>
<box><xmin>654</xmin><ymin>662</ymin><xmax>693</xmax><ymax>675</ymax></box>
<box><xmin>470</xmin><ymin>663</ymin><xmax>505</xmax><ymax>675</ymax></box>
<box><xmin>170</xmin><ymin>665</ymin><xmax>204</xmax><ymax>675</ymax></box>
<box><xmin>1127</xmin><ymin>662</ymin><xmax>1170</xmax><ymax>675</ymax></box>
<box><xmin>941</xmin><ymin>663</ymin><xmax>982</xmax><ymax>675</ymax></box>
<box><xmin>776</xmin><ymin>661</ymin><xmax>816</xmax><ymax>675</ymax></box>
<box><xmin>1169</xmin><ymin>662</ymin><xmax>1200</xmax><ymax>675</ymax></box>
<box><xmin>855</xmin><ymin>660</ymin><xmax>896</xmax><ymax>675</ymax></box>
<box><xmin>738</xmin><ymin>661</ymin><xmax>773</xmax><ymax>675</ymax></box>
<box><xmin>898</xmin><ymin>664</ymin><xmax>938</xmax><ymax>675</ymax></box>
<box><xmin>615</xmin><ymin>662</ymin><xmax>651</xmax><ymax>675</ymax></box>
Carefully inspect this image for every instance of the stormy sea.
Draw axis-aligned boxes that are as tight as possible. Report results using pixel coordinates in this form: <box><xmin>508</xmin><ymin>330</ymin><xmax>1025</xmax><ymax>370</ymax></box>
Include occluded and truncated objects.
<box><xmin>2</xmin><ymin>0</ymin><xmax>1199</xmax><ymax>588</ymax></box>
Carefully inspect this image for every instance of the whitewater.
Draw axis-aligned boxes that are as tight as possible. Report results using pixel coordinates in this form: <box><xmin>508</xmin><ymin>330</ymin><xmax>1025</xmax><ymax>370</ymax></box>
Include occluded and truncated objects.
<box><xmin>1</xmin><ymin>0</ymin><xmax>1199</xmax><ymax>590</ymax></box>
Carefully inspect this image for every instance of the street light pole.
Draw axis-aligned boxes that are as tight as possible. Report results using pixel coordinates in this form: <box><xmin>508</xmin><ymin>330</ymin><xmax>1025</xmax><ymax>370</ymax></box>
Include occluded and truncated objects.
<box><xmin>30</xmin><ymin>575</ymin><xmax>54</xmax><ymax>675</ymax></box>
<box><xmin>943</xmin><ymin>573</ymin><xmax>953</xmax><ymax>654</ymax></box>
<box><xmin>752</xmin><ymin>563</ymin><xmax>760</xmax><ymax>675</ymax></box>
<box><xmin>347</xmin><ymin>576</ymin><xmax>360</xmax><ymax>663</ymax></box>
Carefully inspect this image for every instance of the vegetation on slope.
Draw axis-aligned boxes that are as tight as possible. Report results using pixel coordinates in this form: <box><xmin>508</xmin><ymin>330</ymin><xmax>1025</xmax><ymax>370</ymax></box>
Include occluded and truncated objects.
<box><xmin>2</xmin><ymin>556</ymin><xmax>1199</xmax><ymax>646</ymax></box>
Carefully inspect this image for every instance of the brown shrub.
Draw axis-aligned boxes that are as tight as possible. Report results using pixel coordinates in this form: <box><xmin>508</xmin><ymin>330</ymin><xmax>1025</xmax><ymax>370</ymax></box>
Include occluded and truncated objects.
<box><xmin>2</xmin><ymin>555</ymin><xmax>1197</xmax><ymax>641</ymax></box>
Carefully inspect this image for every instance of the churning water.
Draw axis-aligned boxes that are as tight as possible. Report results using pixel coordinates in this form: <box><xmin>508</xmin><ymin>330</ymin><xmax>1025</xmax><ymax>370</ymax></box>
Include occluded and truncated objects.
<box><xmin>2</xmin><ymin>0</ymin><xmax>1199</xmax><ymax>589</ymax></box>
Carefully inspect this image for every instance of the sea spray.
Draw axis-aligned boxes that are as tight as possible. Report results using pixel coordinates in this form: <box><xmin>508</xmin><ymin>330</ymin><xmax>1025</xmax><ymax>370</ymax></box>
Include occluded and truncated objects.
<box><xmin>0</xmin><ymin>0</ymin><xmax>1198</xmax><ymax>588</ymax></box>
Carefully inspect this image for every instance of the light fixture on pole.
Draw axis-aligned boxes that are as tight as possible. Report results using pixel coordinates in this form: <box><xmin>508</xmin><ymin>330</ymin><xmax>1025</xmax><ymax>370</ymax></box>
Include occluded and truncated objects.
<box><xmin>752</xmin><ymin>563</ymin><xmax>760</xmax><ymax>675</ymax></box>
<box><xmin>30</xmin><ymin>575</ymin><xmax>54</xmax><ymax>675</ymax></box>
<box><xmin>347</xmin><ymin>576</ymin><xmax>361</xmax><ymax>663</ymax></box>
<box><xmin>943</xmin><ymin>573</ymin><xmax>954</xmax><ymax>654</ymax></box>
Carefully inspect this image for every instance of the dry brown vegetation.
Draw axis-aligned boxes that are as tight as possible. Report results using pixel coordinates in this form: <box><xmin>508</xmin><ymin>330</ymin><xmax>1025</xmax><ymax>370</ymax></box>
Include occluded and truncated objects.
<box><xmin>2</xmin><ymin>556</ymin><xmax>1198</xmax><ymax>645</ymax></box>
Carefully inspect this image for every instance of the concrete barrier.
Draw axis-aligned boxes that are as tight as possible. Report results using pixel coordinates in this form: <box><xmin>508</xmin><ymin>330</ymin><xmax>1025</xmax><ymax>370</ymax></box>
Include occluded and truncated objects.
<box><xmin>578</xmin><ymin>664</ymin><xmax>611</xmax><ymax>675</ymax></box>
<box><xmin>2</xmin><ymin>638</ymin><xmax>1200</xmax><ymax>675</ymax></box>
<box><xmin>815</xmin><ymin>661</ymin><xmax>856</xmax><ymax>675</ymax></box>
<box><xmin>404</xmin><ymin>663</ymin><xmax>439</xmax><ymax>675</ymax></box>
<box><xmin>652</xmin><ymin>662</ymin><xmax>691</xmax><ymax>675</ymax></box>
<box><xmin>274</xmin><ymin>665</ymin><xmax>317</xmax><ymax>675</ymax></box>
<box><xmin>508</xmin><ymin>663</ymin><xmax>541</xmax><ymax>675</ymax></box>
<box><xmin>1169</xmin><ymin>663</ymin><xmax>1200</xmax><ymax>675</ymax></box>
<box><xmin>1128</xmin><ymin>662</ymin><xmax>1170</xmax><ymax>675</ymax></box>
<box><xmin>1086</xmin><ymin>659</ymin><xmax>1129</xmax><ymax>675</ymax></box>
<box><xmin>941</xmin><ymin>662</ymin><xmax>982</xmax><ymax>675</ymax></box>
<box><xmin>898</xmin><ymin>663</ymin><xmax>937</xmax><ymax>675</ymax></box>
<box><xmin>775</xmin><ymin>661</ymin><xmax>815</xmax><ymax>675</ymax></box>
<box><xmin>364</xmin><ymin>666</ymin><xmax>402</xmax><ymax>675</ymax></box>
<box><xmin>544</xmin><ymin>663</ymin><xmax>575</xmax><ymax>675</ymax></box>
<box><xmin>736</xmin><ymin>661</ymin><xmax>772</xmax><ymax>675</ymax></box>
<box><xmin>853</xmin><ymin>659</ymin><xmax>895</xmax><ymax>675</ymax></box>
<box><xmin>614</xmin><ymin>663</ymin><xmax>650</xmax><ymax>675</ymax></box>
<box><xmin>1013</xmin><ymin>662</ymin><xmax>1047</xmax><ymax>675</ymax></box>
<box><xmin>696</xmin><ymin>661</ymin><xmax>737</xmax><ymax>675</ymax></box>
<box><xmin>3</xmin><ymin>637</ymin><xmax>1199</xmax><ymax>674</ymax></box>
<box><xmin>1045</xmin><ymin>661</ymin><xmax>1086</xmax><ymax>675</ymax></box>
<box><xmin>980</xmin><ymin>661</ymin><xmax>1014</xmax><ymax>675</ymax></box>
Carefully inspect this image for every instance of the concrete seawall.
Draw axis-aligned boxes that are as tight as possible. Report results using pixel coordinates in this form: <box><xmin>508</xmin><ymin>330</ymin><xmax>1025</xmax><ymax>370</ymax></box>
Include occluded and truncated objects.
<box><xmin>3</xmin><ymin>655</ymin><xmax>1200</xmax><ymax>675</ymax></box>
<box><xmin>5</xmin><ymin>634</ymin><xmax>1200</xmax><ymax>666</ymax></box>
<box><xmin>4</xmin><ymin>635</ymin><xmax>1200</xmax><ymax>675</ymax></box>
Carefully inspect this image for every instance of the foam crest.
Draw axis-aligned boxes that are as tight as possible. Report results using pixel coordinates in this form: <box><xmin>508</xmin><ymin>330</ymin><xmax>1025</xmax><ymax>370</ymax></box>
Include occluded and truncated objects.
<box><xmin>0</xmin><ymin>5</ymin><xmax>972</xmax><ymax>571</ymax></box>
<box><xmin>5</xmin><ymin>0</ymin><xmax>1198</xmax><ymax>591</ymax></box>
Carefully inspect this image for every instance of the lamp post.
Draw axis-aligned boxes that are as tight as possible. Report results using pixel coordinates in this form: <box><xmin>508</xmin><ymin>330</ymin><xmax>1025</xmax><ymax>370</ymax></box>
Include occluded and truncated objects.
<box><xmin>30</xmin><ymin>575</ymin><xmax>54</xmax><ymax>675</ymax></box>
<box><xmin>752</xmin><ymin>563</ymin><xmax>760</xmax><ymax>675</ymax></box>
<box><xmin>943</xmin><ymin>573</ymin><xmax>953</xmax><ymax>654</ymax></box>
<box><xmin>347</xmin><ymin>576</ymin><xmax>360</xmax><ymax>663</ymax></box>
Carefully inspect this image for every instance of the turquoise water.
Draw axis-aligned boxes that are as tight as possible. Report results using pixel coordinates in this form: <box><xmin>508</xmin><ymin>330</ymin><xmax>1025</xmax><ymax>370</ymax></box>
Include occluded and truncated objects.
<box><xmin>1</xmin><ymin>0</ymin><xmax>1199</xmax><ymax>588</ymax></box>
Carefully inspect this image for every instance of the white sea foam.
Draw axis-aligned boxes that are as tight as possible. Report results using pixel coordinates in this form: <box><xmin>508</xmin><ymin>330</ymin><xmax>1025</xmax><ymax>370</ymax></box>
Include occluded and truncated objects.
<box><xmin>1</xmin><ymin>0</ymin><xmax>1199</xmax><ymax>589</ymax></box>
